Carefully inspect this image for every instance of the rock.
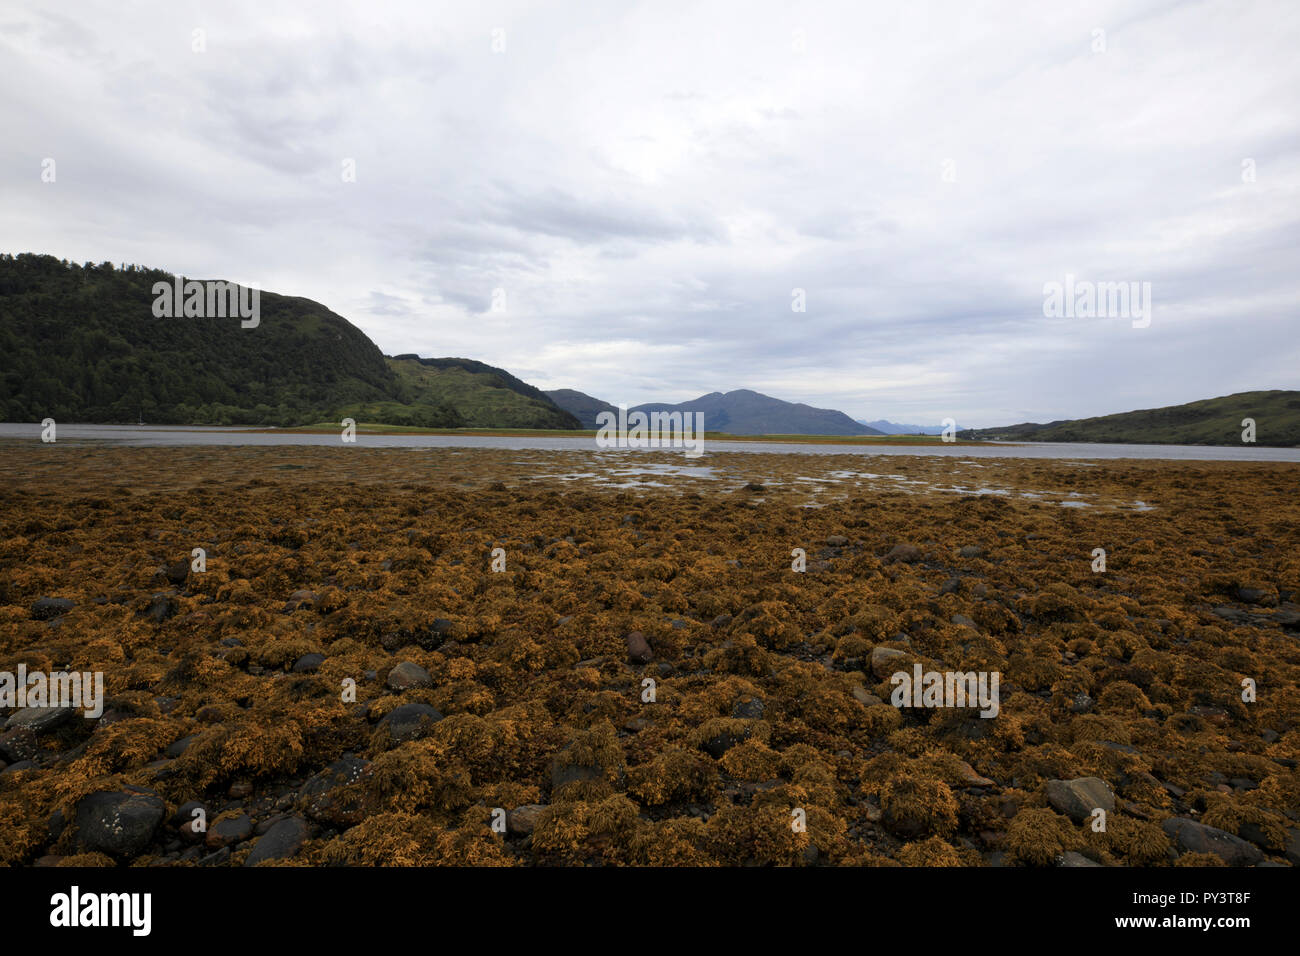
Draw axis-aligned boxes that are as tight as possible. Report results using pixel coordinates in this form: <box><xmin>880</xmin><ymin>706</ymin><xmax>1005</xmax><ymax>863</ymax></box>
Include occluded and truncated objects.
<box><xmin>4</xmin><ymin>705</ymin><xmax>76</xmax><ymax>733</ymax></box>
<box><xmin>950</xmin><ymin>614</ymin><xmax>976</xmax><ymax>628</ymax></box>
<box><xmin>170</xmin><ymin>800</ymin><xmax>206</xmax><ymax>828</ymax></box>
<box><xmin>300</xmin><ymin>755</ymin><xmax>373</xmax><ymax>826</ymax></box>
<box><xmin>731</xmin><ymin>696</ymin><xmax>765</xmax><ymax>719</ymax></box>
<box><xmin>1045</xmin><ymin>777</ymin><xmax>1115</xmax><ymax>823</ymax></box>
<box><xmin>870</xmin><ymin>646</ymin><xmax>907</xmax><ymax>679</ymax></box>
<box><xmin>386</xmin><ymin>661</ymin><xmax>432</xmax><ymax>691</ymax></box>
<box><xmin>851</xmin><ymin>685</ymin><xmax>883</xmax><ymax>707</ymax></box>
<box><xmin>1212</xmin><ymin>606</ymin><xmax>1252</xmax><ymax>625</ymax></box>
<box><xmin>885</xmin><ymin>543</ymin><xmax>922</xmax><ymax>563</ymax></box>
<box><xmin>743</xmin><ymin>482</ymin><xmax>765</xmax><ymax>492</ymax></box>
<box><xmin>287</xmin><ymin>589</ymin><xmax>318</xmax><ymax>610</ymax></box>
<box><xmin>939</xmin><ymin>577</ymin><xmax>961</xmax><ymax>595</ymax></box>
<box><xmin>625</xmin><ymin>631</ymin><xmax>653</xmax><ymax>664</ymax></box>
<box><xmin>958</xmin><ymin>545</ymin><xmax>983</xmax><ymax>558</ymax></box>
<box><xmin>292</xmin><ymin>653</ymin><xmax>325</xmax><ymax>673</ymax></box>
<box><xmin>162</xmin><ymin>560</ymin><xmax>190</xmax><ymax>587</ymax></box>
<box><xmin>507</xmin><ymin>804</ymin><xmax>547</xmax><ymax>835</ymax></box>
<box><xmin>954</xmin><ymin>760</ymin><xmax>994</xmax><ymax>787</ymax></box>
<box><xmin>1285</xmin><ymin>828</ymin><xmax>1300</xmax><ymax>866</ymax></box>
<box><xmin>0</xmin><ymin>728</ymin><xmax>40</xmax><ymax>762</ymax></box>
<box><xmin>1069</xmin><ymin>693</ymin><xmax>1094</xmax><ymax>714</ymax></box>
<box><xmin>205</xmin><ymin>813</ymin><xmax>253</xmax><ymax>849</ymax></box>
<box><xmin>198</xmin><ymin>846</ymin><xmax>231</xmax><ymax>866</ymax></box>
<box><xmin>826</xmin><ymin>535</ymin><xmax>849</xmax><ymax>546</ymax></box>
<box><xmin>701</xmin><ymin>725</ymin><xmax>752</xmax><ymax>758</ymax></box>
<box><xmin>1234</xmin><ymin>586</ymin><xmax>1274</xmax><ymax>606</ymax></box>
<box><xmin>165</xmin><ymin>734</ymin><xmax>198</xmax><ymax>758</ymax></box>
<box><xmin>1056</xmin><ymin>851</ymin><xmax>1101</xmax><ymax>867</ymax></box>
<box><xmin>74</xmin><ymin>790</ymin><xmax>166</xmax><ymax>857</ymax></box>
<box><xmin>31</xmin><ymin>597</ymin><xmax>75</xmax><ymax>620</ymax></box>
<box><xmin>1161</xmin><ymin>818</ymin><xmax>1264</xmax><ymax>866</ymax></box>
<box><xmin>244</xmin><ymin>817</ymin><xmax>311</xmax><ymax>866</ymax></box>
<box><xmin>141</xmin><ymin>593</ymin><xmax>179</xmax><ymax>623</ymax></box>
<box><xmin>378</xmin><ymin>702</ymin><xmax>443</xmax><ymax>742</ymax></box>
<box><xmin>227</xmin><ymin>780</ymin><xmax>253</xmax><ymax>800</ymax></box>
<box><xmin>1262</xmin><ymin>729</ymin><xmax>1280</xmax><ymax>744</ymax></box>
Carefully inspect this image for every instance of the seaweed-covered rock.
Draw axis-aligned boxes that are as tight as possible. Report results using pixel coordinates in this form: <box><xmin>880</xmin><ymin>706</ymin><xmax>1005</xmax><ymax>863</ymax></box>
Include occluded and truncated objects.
<box><xmin>31</xmin><ymin>597</ymin><xmax>74</xmax><ymax>620</ymax></box>
<box><xmin>74</xmin><ymin>790</ymin><xmax>166</xmax><ymax>858</ymax></box>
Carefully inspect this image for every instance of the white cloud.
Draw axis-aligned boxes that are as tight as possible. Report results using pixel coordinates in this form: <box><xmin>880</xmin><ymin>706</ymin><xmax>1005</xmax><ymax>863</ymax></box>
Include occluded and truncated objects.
<box><xmin>1</xmin><ymin>0</ymin><xmax>1297</xmax><ymax>426</ymax></box>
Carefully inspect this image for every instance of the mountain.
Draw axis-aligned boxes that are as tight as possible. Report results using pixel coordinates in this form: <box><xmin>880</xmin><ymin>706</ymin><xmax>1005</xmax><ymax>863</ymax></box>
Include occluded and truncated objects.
<box><xmin>549</xmin><ymin>386</ymin><xmax>883</xmax><ymax>436</ymax></box>
<box><xmin>545</xmin><ymin>388</ymin><xmax>618</xmax><ymax>429</ymax></box>
<box><xmin>959</xmin><ymin>390</ymin><xmax>1300</xmax><ymax>447</ymax></box>
<box><xmin>858</xmin><ymin>419</ymin><xmax>946</xmax><ymax>435</ymax></box>
<box><xmin>0</xmin><ymin>253</ymin><xmax>578</xmax><ymax>429</ymax></box>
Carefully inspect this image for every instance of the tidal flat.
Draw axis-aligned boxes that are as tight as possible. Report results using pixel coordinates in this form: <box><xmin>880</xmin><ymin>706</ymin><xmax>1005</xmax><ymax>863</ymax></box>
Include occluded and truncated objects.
<box><xmin>1</xmin><ymin>444</ymin><xmax>1297</xmax><ymax>866</ymax></box>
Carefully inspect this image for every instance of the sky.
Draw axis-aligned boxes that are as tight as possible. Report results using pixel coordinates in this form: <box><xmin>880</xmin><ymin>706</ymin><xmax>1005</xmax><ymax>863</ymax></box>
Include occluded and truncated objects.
<box><xmin>2</xmin><ymin>0</ymin><xmax>1297</xmax><ymax>427</ymax></box>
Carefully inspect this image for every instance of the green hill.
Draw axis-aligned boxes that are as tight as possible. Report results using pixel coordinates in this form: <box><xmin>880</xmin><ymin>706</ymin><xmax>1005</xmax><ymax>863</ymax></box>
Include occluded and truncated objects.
<box><xmin>960</xmin><ymin>390</ymin><xmax>1300</xmax><ymax>447</ymax></box>
<box><xmin>0</xmin><ymin>253</ymin><xmax>578</xmax><ymax>429</ymax></box>
<box><xmin>388</xmin><ymin>356</ymin><xmax>580</xmax><ymax>429</ymax></box>
<box><xmin>545</xmin><ymin>388</ymin><xmax>619</xmax><ymax>429</ymax></box>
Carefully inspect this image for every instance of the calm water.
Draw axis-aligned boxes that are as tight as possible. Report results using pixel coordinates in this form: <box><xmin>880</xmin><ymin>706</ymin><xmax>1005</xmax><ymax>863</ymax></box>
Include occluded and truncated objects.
<box><xmin>3</xmin><ymin>423</ymin><xmax>1298</xmax><ymax>462</ymax></box>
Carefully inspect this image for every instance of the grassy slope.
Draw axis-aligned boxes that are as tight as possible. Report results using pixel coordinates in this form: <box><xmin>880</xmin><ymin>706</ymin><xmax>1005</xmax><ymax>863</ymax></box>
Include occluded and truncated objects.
<box><xmin>385</xmin><ymin>357</ymin><xmax>580</xmax><ymax>429</ymax></box>
<box><xmin>961</xmin><ymin>390</ymin><xmax>1300</xmax><ymax>447</ymax></box>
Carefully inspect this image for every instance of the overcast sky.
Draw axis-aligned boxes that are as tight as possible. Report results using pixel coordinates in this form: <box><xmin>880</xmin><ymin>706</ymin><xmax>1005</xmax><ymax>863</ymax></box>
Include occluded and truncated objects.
<box><xmin>3</xmin><ymin>0</ymin><xmax>1297</xmax><ymax>427</ymax></box>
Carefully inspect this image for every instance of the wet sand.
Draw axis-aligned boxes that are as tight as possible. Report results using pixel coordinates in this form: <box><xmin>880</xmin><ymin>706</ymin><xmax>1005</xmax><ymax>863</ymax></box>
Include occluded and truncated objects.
<box><xmin>1</xmin><ymin>444</ymin><xmax>1297</xmax><ymax>866</ymax></box>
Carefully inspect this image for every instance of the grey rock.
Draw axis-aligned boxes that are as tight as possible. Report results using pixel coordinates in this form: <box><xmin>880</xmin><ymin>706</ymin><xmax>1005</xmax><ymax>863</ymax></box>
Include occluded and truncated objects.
<box><xmin>205</xmin><ymin>813</ymin><xmax>253</xmax><ymax>848</ymax></box>
<box><xmin>75</xmin><ymin>790</ymin><xmax>166</xmax><ymax>857</ymax></box>
<box><xmin>1056</xmin><ymin>851</ymin><xmax>1102</xmax><ymax>867</ymax></box>
<box><xmin>377</xmin><ymin>702</ymin><xmax>442</xmax><ymax>742</ymax></box>
<box><xmin>1045</xmin><ymin>777</ymin><xmax>1115</xmax><ymax>824</ymax></box>
<box><xmin>31</xmin><ymin>597</ymin><xmax>75</xmax><ymax>620</ymax></box>
<box><xmin>386</xmin><ymin>661</ymin><xmax>432</xmax><ymax>691</ymax></box>
<box><xmin>4</xmin><ymin>705</ymin><xmax>76</xmax><ymax>733</ymax></box>
<box><xmin>244</xmin><ymin>817</ymin><xmax>311</xmax><ymax>866</ymax></box>
<box><xmin>1161</xmin><ymin>818</ymin><xmax>1264</xmax><ymax>866</ymax></box>
<box><xmin>870</xmin><ymin>645</ymin><xmax>907</xmax><ymax>679</ymax></box>
<box><xmin>292</xmin><ymin>653</ymin><xmax>325</xmax><ymax>674</ymax></box>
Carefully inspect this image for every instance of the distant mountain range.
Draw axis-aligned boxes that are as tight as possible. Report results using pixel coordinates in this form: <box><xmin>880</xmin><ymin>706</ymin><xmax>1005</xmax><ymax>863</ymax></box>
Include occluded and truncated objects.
<box><xmin>546</xmin><ymin>387</ymin><xmax>882</xmax><ymax>436</ymax></box>
<box><xmin>959</xmin><ymin>390</ymin><xmax>1300</xmax><ymax>447</ymax></box>
<box><xmin>857</xmin><ymin>419</ymin><xmax>947</xmax><ymax>435</ymax></box>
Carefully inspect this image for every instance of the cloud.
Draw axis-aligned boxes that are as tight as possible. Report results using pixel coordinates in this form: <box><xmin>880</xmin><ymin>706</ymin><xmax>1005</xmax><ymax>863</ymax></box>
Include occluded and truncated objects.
<box><xmin>2</xmin><ymin>0</ymin><xmax>1297</xmax><ymax>426</ymax></box>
